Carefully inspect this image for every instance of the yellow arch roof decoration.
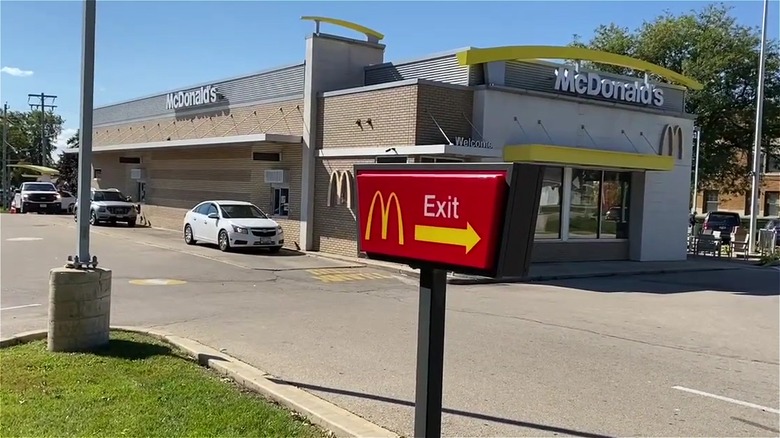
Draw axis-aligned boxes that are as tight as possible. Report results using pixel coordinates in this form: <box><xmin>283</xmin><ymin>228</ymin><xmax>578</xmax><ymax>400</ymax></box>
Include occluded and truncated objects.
<box><xmin>456</xmin><ymin>45</ymin><xmax>703</xmax><ymax>91</ymax></box>
<box><xmin>7</xmin><ymin>164</ymin><xmax>60</xmax><ymax>176</ymax></box>
<box><xmin>301</xmin><ymin>16</ymin><xmax>384</xmax><ymax>42</ymax></box>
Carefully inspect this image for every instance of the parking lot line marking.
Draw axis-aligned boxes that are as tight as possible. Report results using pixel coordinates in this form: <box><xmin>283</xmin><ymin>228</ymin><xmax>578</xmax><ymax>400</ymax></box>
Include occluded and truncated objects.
<box><xmin>129</xmin><ymin>279</ymin><xmax>188</xmax><ymax>286</ymax></box>
<box><xmin>1</xmin><ymin>304</ymin><xmax>42</xmax><ymax>311</ymax></box>
<box><xmin>672</xmin><ymin>386</ymin><xmax>780</xmax><ymax>414</ymax></box>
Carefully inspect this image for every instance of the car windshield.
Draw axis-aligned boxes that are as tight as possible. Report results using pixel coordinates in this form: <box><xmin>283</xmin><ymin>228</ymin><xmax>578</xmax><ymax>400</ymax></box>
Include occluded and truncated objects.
<box><xmin>707</xmin><ymin>213</ymin><xmax>740</xmax><ymax>224</ymax></box>
<box><xmin>24</xmin><ymin>183</ymin><xmax>57</xmax><ymax>192</ymax></box>
<box><xmin>219</xmin><ymin>204</ymin><xmax>268</xmax><ymax>219</ymax></box>
<box><xmin>92</xmin><ymin>191</ymin><xmax>127</xmax><ymax>202</ymax></box>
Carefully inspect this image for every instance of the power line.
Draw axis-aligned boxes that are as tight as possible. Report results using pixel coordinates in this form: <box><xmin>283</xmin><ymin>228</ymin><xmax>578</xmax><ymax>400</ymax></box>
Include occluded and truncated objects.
<box><xmin>27</xmin><ymin>92</ymin><xmax>58</xmax><ymax>167</ymax></box>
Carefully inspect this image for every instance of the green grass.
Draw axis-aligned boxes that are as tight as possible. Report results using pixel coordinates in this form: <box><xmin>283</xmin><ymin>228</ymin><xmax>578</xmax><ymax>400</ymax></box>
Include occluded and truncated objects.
<box><xmin>0</xmin><ymin>331</ymin><xmax>324</xmax><ymax>438</ymax></box>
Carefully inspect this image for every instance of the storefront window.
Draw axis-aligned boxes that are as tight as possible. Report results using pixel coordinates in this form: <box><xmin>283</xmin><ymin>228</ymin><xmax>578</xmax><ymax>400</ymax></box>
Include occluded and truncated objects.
<box><xmin>600</xmin><ymin>172</ymin><xmax>631</xmax><ymax>239</ymax></box>
<box><xmin>535</xmin><ymin>167</ymin><xmax>563</xmax><ymax>239</ymax></box>
<box><xmin>568</xmin><ymin>169</ymin><xmax>601</xmax><ymax>238</ymax></box>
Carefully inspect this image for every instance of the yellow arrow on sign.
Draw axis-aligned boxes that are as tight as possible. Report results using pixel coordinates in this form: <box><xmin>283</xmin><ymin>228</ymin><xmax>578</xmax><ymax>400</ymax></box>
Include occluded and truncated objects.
<box><xmin>414</xmin><ymin>222</ymin><xmax>482</xmax><ymax>254</ymax></box>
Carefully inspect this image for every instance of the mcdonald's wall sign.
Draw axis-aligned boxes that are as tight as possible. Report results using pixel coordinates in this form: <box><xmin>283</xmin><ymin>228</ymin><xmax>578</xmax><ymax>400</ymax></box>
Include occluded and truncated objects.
<box><xmin>354</xmin><ymin>163</ymin><xmax>546</xmax><ymax>278</ymax></box>
<box><xmin>659</xmin><ymin>124</ymin><xmax>684</xmax><ymax>160</ymax></box>
<box><xmin>327</xmin><ymin>170</ymin><xmax>354</xmax><ymax>209</ymax></box>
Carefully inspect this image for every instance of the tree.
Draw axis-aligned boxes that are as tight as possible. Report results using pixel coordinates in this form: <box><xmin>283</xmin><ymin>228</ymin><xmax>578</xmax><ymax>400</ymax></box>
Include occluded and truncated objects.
<box><xmin>571</xmin><ymin>3</ymin><xmax>780</xmax><ymax>195</ymax></box>
<box><xmin>1</xmin><ymin>109</ymin><xmax>64</xmax><ymax>167</ymax></box>
<box><xmin>56</xmin><ymin>130</ymin><xmax>79</xmax><ymax>190</ymax></box>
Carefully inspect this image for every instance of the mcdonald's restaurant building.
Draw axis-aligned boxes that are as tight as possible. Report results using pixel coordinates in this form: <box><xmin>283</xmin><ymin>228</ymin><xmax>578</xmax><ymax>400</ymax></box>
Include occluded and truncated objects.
<box><xmin>78</xmin><ymin>17</ymin><xmax>699</xmax><ymax>263</ymax></box>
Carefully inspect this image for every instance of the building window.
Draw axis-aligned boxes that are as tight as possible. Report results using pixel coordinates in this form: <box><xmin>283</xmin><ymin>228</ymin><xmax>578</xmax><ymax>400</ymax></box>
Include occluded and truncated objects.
<box><xmin>253</xmin><ymin>152</ymin><xmax>281</xmax><ymax>162</ymax></box>
<box><xmin>272</xmin><ymin>187</ymin><xmax>289</xmax><ymax>217</ymax></box>
<box><xmin>765</xmin><ymin>152</ymin><xmax>780</xmax><ymax>173</ymax></box>
<box><xmin>703</xmin><ymin>190</ymin><xmax>719</xmax><ymax>213</ymax></box>
<box><xmin>119</xmin><ymin>156</ymin><xmax>141</xmax><ymax>164</ymax></box>
<box><xmin>535</xmin><ymin>166</ymin><xmax>563</xmax><ymax>239</ymax></box>
<box><xmin>376</xmin><ymin>156</ymin><xmax>407</xmax><ymax>163</ymax></box>
<box><xmin>418</xmin><ymin>156</ymin><xmax>464</xmax><ymax>163</ymax></box>
<box><xmin>765</xmin><ymin>191</ymin><xmax>780</xmax><ymax>217</ymax></box>
<box><xmin>568</xmin><ymin>169</ymin><xmax>601</xmax><ymax>239</ymax></box>
<box><xmin>600</xmin><ymin>171</ymin><xmax>631</xmax><ymax>239</ymax></box>
<box><xmin>567</xmin><ymin>169</ymin><xmax>631</xmax><ymax>239</ymax></box>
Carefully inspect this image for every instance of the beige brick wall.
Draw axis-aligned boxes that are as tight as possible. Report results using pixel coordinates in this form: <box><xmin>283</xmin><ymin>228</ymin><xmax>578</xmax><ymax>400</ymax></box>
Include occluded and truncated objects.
<box><xmin>318</xmin><ymin>83</ymin><xmax>473</xmax><ymax>149</ymax></box>
<box><xmin>92</xmin><ymin>143</ymin><xmax>303</xmax><ymax>250</ymax></box>
<box><xmin>311</xmin><ymin>157</ymin><xmax>374</xmax><ymax>256</ymax></box>
<box><xmin>415</xmin><ymin>84</ymin><xmax>473</xmax><ymax>144</ymax></box>
<box><xmin>318</xmin><ymin>86</ymin><xmax>417</xmax><ymax>148</ymax></box>
<box><xmin>93</xmin><ymin>98</ymin><xmax>303</xmax><ymax>147</ymax></box>
<box><xmin>695</xmin><ymin>173</ymin><xmax>780</xmax><ymax>216</ymax></box>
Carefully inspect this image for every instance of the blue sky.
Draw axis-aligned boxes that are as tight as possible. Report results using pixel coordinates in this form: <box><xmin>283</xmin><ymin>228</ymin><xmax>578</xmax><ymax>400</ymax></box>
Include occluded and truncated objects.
<box><xmin>1</xmin><ymin>1</ymin><xmax>777</xmax><ymax>152</ymax></box>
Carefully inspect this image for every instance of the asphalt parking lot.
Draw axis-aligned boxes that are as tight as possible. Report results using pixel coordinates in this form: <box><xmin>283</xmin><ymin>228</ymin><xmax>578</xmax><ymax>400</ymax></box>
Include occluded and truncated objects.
<box><xmin>2</xmin><ymin>213</ymin><xmax>778</xmax><ymax>437</ymax></box>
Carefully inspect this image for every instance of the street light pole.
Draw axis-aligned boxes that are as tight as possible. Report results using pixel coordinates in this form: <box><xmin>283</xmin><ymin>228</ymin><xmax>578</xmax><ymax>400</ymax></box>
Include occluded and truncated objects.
<box><xmin>2</xmin><ymin>102</ymin><xmax>7</xmax><ymax>208</ymax></box>
<box><xmin>71</xmin><ymin>0</ymin><xmax>97</xmax><ymax>268</ymax></box>
<box><xmin>691</xmin><ymin>127</ymin><xmax>701</xmax><ymax>214</ymax></box>
<box><xmin>748</xmin><ymin>0</ymin><xmax>770</xmax><ymax>255</ymax></box>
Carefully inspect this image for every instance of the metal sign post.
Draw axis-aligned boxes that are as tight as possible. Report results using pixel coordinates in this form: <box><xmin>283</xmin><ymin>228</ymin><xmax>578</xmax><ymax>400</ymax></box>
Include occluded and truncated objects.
<box><xmin>413</xmin><ymin>268</ymin><xmax>448</xmax><ymax>438</ymax></box>
<box><xmin>70</xmin><ymin>0</ymin><xmax>98</xmax><ymax>269</ymax></box>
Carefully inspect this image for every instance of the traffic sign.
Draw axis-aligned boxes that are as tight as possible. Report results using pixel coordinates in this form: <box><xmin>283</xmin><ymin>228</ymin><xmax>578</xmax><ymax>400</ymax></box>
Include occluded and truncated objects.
<box><xmin>356</xmin><ymin>167</ymin><xmax>512</xmax><ymax>275</ymax></box>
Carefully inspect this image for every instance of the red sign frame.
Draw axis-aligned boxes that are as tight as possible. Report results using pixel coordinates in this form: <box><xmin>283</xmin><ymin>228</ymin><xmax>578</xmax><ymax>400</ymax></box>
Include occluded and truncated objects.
<box><xmin>356</xmin><ymin>168</ymin><xmax>509</xmax><ymax>274</ymax></box>
<box><xmin>354</xmin><ymin>163</ymin><xmax>544</xmax><ymax>278</ymax></box>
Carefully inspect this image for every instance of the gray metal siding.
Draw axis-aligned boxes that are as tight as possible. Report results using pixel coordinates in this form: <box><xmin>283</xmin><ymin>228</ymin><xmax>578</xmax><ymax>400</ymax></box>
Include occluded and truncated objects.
<box><xmin>94</xmin><ymin>64</ymin><xmax>305</xmax><ymax>127</ymax></box>
<box><xmin>504</xmin><ymin>61</ymin><xmax>685</xmax><ymax>113</ymax></box>
<box><xmin>365</xmin><ymin>55</ymin><xmax>483</xmax><ymax>86</ymax></box>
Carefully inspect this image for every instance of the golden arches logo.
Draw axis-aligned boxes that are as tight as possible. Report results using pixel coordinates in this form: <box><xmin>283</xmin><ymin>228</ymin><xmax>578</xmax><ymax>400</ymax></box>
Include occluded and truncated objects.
<box><xmin>659</xmin><ymin>124</ymin><xmax>683</xmax><ymax>160</ymax></box>
<box><xmin>364</xmin><ymin>191</ymin><xmax>404</xmax><ymax>245</ymax></box>
<box><xmin>327</xmin><ymin>170</ymin><xmax>354</xmax><ymax>208</ymax></box>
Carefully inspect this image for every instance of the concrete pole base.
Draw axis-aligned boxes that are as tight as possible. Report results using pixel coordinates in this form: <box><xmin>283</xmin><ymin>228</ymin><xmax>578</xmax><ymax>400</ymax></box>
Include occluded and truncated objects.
<box><xmin>48</xmin><ymin>267</ymin><xmax>112</xmax><ymax>352</ymax></box>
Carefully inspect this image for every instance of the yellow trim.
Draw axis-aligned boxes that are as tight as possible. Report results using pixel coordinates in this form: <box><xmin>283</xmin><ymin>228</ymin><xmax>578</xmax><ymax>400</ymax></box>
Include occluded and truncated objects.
<box><xmin>301</xmin><ymin>16</ymin><xmax>384</xmax><ymax>41</ymax></box>
<box><xmin>7</xmin><ymin>164</ymin><xmax>60</xmax><ymax>175</ymax></box>
<box><xmin>456</xmin><ymin>46</ymin><xmax>703</xmax><ymax>91</ymax></box>
<box><xmin>504</xmin><ymin>144</ymin><xmax>674</xmax><ymax>171</ymax></box>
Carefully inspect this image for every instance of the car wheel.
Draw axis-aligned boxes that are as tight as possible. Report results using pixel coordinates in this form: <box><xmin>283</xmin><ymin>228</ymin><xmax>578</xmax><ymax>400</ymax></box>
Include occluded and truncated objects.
<box><xmin>89</xmin><ymin>211</ymin><xmax>97</xmax><ymax>226</ymax></box>
<box><xmin>68</xmin><ymin>203</ymin><xmax>75</xmax><ymax>214</ymax></box>
<box><xmin>218</xmin><ymin>229</ymin><xmax>231</xmax><ymax>252</ymax></box>
<box><xmin>127</xmin><ymin>219</ymin><xmax>136</xmax><ymax>228</ymax></box>
<box><xmin>184</xmin><ymin>224</ymin><xmax>196</xmax><ymax>245</ymax></box>
<box><xmin>269</xmin><ymin>246</ymin><xmax>282</xmax><ymax>254</ymax></box>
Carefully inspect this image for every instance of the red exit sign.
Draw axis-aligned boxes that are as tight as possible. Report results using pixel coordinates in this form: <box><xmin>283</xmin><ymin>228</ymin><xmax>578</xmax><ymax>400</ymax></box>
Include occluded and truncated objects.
<box><xmin>356</xmin><ymin>169</ymin><xmax>510</xmax><ymax>273</ymax></box>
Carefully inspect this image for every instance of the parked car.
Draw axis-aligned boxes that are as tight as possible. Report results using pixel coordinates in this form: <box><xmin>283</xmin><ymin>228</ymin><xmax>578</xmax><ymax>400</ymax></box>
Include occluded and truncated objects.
<box><xmin>73</xmin><ymin>188</ymin><xmax>137</xmax><ymax>227</ymax></box>
<box><xmin>183</xmin><ymin>200</ymin><xmax>284</xmax><ymax>253</ymax></box>
<box><xmin>13</xmin><ymin>181</ymin><xmax>62</xmax><ymax>214</ymax></box>
<box><xmin>58</xmin><ymin>189</ymin><xmax>76</xmax><ymax>213</ymax></box>
<box><xmin>702</xmin><ymin>211</ymin><xmax>741</xmax><ymax>243</ymax></box>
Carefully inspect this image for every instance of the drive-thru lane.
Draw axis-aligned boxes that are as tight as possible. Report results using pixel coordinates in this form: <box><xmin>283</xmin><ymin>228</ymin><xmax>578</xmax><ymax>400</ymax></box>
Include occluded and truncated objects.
<box><xmin>2</xmin><ymin>214</ymin><xmax>778</xmax><ymax>437</ymax></box>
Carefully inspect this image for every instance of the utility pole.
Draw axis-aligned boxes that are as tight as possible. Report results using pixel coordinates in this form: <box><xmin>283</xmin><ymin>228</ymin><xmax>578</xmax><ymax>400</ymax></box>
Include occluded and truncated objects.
<box><xmin>748</xmin><ymin>0</ymin><xmax>770</xmax><ymax>255</ymax></box>
<box><xmin>2</xmin><ymin>102</ymin><xmax>8</xmax><ymax>208</ymax></box>
<box><xmin>27</xmin><ymin>93</ymin><xmax>58</xmax><ymax>167</ymax></box>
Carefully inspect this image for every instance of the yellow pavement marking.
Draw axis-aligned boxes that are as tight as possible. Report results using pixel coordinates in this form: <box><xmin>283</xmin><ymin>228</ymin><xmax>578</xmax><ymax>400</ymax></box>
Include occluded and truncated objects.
<box><xmin>129</xmin><ymin>279</ymin><xmax>187</xmax><ymax>286</ymax></box>
<box><xmin>307</xmin><ymin>269</ymin><xmax>394</xmax><ymax>283</ymax></box>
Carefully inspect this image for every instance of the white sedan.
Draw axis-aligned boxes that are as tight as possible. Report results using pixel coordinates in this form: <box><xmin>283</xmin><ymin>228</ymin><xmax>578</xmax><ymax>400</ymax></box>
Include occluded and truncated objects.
<box><xmin>183</xmin><ymin>200</ymin><xmax>284</xmax><ymax>253</ymax></box>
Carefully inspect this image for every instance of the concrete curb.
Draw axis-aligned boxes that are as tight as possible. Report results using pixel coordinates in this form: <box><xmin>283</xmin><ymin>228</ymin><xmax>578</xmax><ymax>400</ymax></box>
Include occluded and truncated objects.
<box><xmin>447</xmin><ymin>266</ymin><xmax>742</xmax><ymax>285</ymax></box>
<box><xmin>303</xmin><ymin>251</ymin><xmax>747</xmax><ymax>285</ymax></box>
<box><xmin>0</xmin><ymin>326</ymin><xmax>399</xmax><ymax>438</ymax></box>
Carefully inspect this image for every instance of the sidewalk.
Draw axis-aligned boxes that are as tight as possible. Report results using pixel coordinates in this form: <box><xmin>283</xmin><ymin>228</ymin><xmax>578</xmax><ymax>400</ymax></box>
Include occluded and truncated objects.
<box><xmin>307</xmin><ymin>251</ymin><xmax>756</xmax><ymax>285</ymax></box>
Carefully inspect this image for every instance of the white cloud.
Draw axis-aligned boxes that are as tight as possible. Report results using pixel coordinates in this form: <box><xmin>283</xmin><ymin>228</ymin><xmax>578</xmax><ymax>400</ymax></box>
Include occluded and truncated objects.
<box><xmin>1</xmin><ymin>66</ymin><xmax>34</xmax><ymax>77</ymax></box>
<box><xmin>50</xmin><ymin>127</ymin><xmax>78</xmax><ymax>162</ymax></box>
